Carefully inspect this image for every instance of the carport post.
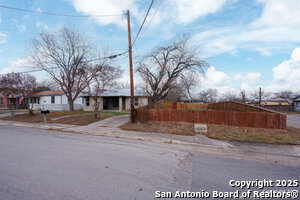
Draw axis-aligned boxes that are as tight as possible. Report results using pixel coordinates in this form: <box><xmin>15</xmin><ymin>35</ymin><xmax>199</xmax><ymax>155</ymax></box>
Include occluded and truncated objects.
<box><xmin>16</xmin><ymin>97</ymin><xmax>18</xmax><ymax>110</ymax></box>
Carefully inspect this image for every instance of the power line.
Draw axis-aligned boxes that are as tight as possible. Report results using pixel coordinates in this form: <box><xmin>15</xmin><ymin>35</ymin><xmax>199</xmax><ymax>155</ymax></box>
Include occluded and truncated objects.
<box><xmin>141</xmin><ymin>0</ymin><xmax>163</xmax><ymax>36</ymax></box>
<box><xmin>0</xmin><ymin>51</ymin><xmax>128</xmax><ymax>76</ymax></box>
<box><xmin>85</xmin><ymin>51</ymin><xmax>128</xmax><ymax>62</ymax></box>
<box><xmin>131</xmin><ymin>0</ymin><xmax>154</xmax><ymax>47</ymax></box>
<box><xmin>0</xmin><ymin>5</ymin><xmax>122</xmax><ymax>18</ymax></box>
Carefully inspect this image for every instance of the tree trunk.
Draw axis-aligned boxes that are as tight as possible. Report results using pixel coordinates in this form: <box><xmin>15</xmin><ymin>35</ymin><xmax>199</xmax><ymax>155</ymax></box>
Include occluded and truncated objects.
<box><xmin>69</xmin><ymin>99</ymin><xmax>74</xmax><ymax>112</ymax></box>
<box><xmin>94</xmin><ymin>111</ymin><xmax>98</xmax><ymax>119</ymax></box>
<box><xmin>148</xmin><ymin>97</ymin><xmax>156</xmax><ymax>109</ymax></box>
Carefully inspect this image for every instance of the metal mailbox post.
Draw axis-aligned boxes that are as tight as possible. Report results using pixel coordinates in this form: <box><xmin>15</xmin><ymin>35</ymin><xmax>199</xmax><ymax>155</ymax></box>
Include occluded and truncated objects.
<box><xmin>41</xmin><ymin>110</ymin><xmax>49</xmax><ymax>123</ymax></box>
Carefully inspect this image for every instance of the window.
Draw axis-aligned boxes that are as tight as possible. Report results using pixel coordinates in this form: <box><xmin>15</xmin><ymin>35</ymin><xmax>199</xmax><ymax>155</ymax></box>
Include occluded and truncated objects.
<box><xmin>134</xmin><ymin>98</ymin><xmax>139</xmax><ymax>106</ymax></box>
<box><xmin>51</xmin><ymin>96</ymin><xmax>55</xmax><ymax>104</ymax></box>
<box><xmin>33</xmin><ymin>97</ymin><xmax>37</xmax><ymax>104</ymax></box>
<box><xmin>0</xmin><ymin>97</ymin><xmax>3</xmax><ymax>105</ymax></box>
<box><xmin>86</xmin><ymin>97</ymin><xmax>90</xmax><ymax>106</ymax></box>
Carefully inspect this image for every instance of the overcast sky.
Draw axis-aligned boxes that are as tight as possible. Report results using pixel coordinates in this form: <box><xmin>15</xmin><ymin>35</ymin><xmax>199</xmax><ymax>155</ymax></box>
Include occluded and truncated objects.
<box><xmin>0</xmin><ymin>0</ymin><xmax>300</xmax><ymax>95</ymax></box>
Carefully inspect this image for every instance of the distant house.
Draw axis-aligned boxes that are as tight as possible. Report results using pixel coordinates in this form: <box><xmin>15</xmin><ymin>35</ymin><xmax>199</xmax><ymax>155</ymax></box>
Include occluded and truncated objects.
<box><xmin>293</xmin><ymin>96</ymin><xmax>300</xmax><ymax>111</ymax></box>
<box><xmin>32</xmin><ymin>90</ymin><xmax>83</xmax><ymax>111</ymax></box>
<box><xmin>248</xmin><ymin>100</ymin><xmax>290</xmax><ymax>107</ymax></box>
<box><xmin>0</xmin><ymin>88</ymin><xmax>29</xmax><ymax>109</ymax></box>
<box><xmin>82</xmin><ymin>88</ymin><xmax>149</xmax><ymax>112</ymax></box>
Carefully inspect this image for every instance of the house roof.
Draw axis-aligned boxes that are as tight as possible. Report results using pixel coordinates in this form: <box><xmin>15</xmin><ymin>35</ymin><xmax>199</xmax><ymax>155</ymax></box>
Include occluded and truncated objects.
<box><xmin>293</xmin><ymin>96</ymin><xmax>300</xmax><ymax>101</ymax></box>
<box><xmin>34</xmin><ymin>90</ymin><xmax>64</xmax><ymax>96</ymax></box>
<box><xmin>83</xmin><ymin>88</ymin><xmax>148</xmax><ymax>97</ymax></box>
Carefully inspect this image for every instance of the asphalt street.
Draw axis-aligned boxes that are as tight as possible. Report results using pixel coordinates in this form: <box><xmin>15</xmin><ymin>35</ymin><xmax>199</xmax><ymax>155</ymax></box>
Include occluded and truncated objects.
<box><xmin>0</xmin><ymin>125</ymin><xmax>299</xmax><ymax>200</ymax></box>
<box><xmin>287</xmin><ymin>114</ymin><xmax>300</xmax><ymax>129</ymax></box>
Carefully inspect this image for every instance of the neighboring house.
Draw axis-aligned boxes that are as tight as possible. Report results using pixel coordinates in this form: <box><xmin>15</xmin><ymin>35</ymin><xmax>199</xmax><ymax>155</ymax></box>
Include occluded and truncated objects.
<box><xmin>0</xmin><ymin>88</ymin><xmax>29</xmax><ymax>109</ymax></box>
<box><xmin>248</xmin><ymin>100</ymin><xmax>290</xmax><ymax>106</ymax></box>
<box><xmin>32</xmin><ymin>90</ymin><xmax>83</xmax><ymax>111</ymax></box>
<box><xmin>82</xmin><ymin>88</ymin><xmax>149</xmax><ymax>112</ymax></box>
<box><xmin>293</xmin><ymin>96</ymin><xmax>300</xmax><ymax>111</ymax></box>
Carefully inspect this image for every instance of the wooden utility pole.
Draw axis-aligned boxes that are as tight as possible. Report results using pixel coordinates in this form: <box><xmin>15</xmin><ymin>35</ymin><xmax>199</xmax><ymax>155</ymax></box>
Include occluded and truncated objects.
<box><xmin>258</xmin><ymin>87</ymin><xmax>262</xmax><ymax>107</ymax></box>
<box><xmin>127</xmin><ymin>10</ymin><xmax>135</xmax><ymax>123</ymax></box>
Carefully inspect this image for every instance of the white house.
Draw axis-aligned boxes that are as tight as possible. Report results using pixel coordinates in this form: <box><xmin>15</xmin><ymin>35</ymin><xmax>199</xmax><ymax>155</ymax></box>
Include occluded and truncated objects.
<box><xmin>32</xmin><ymin>90</ymin><xmax>83</xmax><ymax>111</ymax></box>
<box><xmin>82</xmin><ymin>88</ymin><xmax>149</xmax><ymax>112</ymax></box>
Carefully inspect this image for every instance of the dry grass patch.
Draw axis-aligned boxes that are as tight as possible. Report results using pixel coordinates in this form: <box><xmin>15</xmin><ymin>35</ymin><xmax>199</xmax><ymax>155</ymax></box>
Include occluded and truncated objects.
<box><xmin>120</xmin><ymin>121</ymin><xmax>196</xmax><ymax>136</ymax></box>
<box><xmin>1</xmin><ymin>111</ymin><xmax>116</xmax><ymax>125</ymax></box>
<box><xmin>203</xmin><ymin>125</ymin><xmax>300</xmax><ymax>145</ymax></box>
<box><xmin>54</xmin><ymin>114</ymin><xmax>113</xmax><ymax>125</ymax></box>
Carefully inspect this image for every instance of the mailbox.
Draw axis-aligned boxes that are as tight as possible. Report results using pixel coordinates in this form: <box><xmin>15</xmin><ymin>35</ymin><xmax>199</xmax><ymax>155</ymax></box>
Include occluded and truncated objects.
<box><xmin>41</xmin><ymin>110</ymin><xmax>50</xmax><ymax>114</ymax></box>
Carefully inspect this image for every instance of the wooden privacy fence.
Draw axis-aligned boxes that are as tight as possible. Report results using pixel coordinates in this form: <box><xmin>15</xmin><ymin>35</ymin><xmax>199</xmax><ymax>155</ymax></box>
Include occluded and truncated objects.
<box><xmin>154</xmin><ymin>101</ymin><xmax>207</xmax><ymax>110</ymax></box>
<box><xmin>154</xmin><ymin>101</ymin><xmax>273</xmax><ymax>113</ymax></box>
<box><xmin>136</xmin><ymin>109</ymin><xmax>286</xmax><ymax>130</ymax></box>
<box><xmin>207</xmin><ymin>101</ymin><xmax>274</xmax><ymax>113</ymax></box>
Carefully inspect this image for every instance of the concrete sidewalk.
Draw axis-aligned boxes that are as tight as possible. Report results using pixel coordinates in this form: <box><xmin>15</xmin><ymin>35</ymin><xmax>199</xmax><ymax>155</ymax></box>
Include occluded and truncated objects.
<box><xmin>0</xmin><ymin>115</ymin><xmax>299</xmax><ymax>158</ymax></box>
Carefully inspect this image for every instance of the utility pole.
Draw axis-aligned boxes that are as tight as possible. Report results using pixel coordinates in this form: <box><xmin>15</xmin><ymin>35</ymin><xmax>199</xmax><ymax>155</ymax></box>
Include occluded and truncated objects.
<box><xmin>127</xmin><ymin>10</ymin><xmax>135</xmax><ymax>123</ymax></box>
<box><xmin>258</xmin><ymin>87</ymin><xmax>262</xmax><ymax>107</ymax></box>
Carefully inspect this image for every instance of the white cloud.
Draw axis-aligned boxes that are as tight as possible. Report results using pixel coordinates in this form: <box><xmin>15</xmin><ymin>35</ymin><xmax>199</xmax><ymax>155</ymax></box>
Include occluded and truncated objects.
<box><xmin>69</xmin><ymin>0</ymin><xmax>137</xmax><ymax>26</ymax></box>
<box><xmin>36</xmin><ymin>22</ymin><xmax>49</xmax><ymax>30</ymax></box>
<box><xmin>267</xmin><ymin>47</ymin><xmax>300</xmax><ymax>92</ymax></box>
<box><xmin>201</xmin><ymin>66</ymin><xmax>231</xmax><ymax>87</ymax></box>
<box><xmin>234</xmin><ymin>72</ymin><xmax>261</xmax><ymax>83</ymax></box>
<box><xmin>254</xmin><ymin>0</ymin><xmax>300</xmax><ymax>28</ymax></box>
<box><xmin>68</xmin><ymin>0</ymin><xmax>227</xmax><ymax>27</ymax></box>
<box><xmin>0</xmin><ymin>57</ymin><xmax>33</xmax><ymax>74</ymax></box>
<box><xmin>197</xmin><ymin>66</ymin><xmax>236</xmax><ymax>95</ymax></box>
<box><xmin>193</xmin><ymin>0</ymin><xmax>300</xmax><ymax>57</ymax></box>
<box><xmin>169</xmin><ymin>0</ymin><xmax>226</xmax><ymax>24</ymax></box>
<box><xmin>0</xmin><ymin>32</ymin><xmax>7</xmax><ymax>43</ymax></box>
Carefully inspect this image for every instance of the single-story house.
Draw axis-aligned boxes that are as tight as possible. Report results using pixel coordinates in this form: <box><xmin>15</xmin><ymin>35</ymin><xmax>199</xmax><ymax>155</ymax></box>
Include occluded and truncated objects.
<box><xmin>248</xmin><ymin>100</ymin><xmax>290</xmax><ymax>106</ymax></box>
<box><xmin>32</xmin><ymin>90</ymin><xmax>83</xmax><ymax>111</ymax></box>
<box><xmin>82</xmin><ymin>88</ymin><xmax>149</xmax><ymax>112</ymax></box>
<box><xmin>293</xmin><ymin>96</ymin><xmax>300</xmax><ymax>111</ymax></box>
<box><xmin>0</xmin><ymin>88</ymin><xmax>29</xmax><ymax>109</ymax></box>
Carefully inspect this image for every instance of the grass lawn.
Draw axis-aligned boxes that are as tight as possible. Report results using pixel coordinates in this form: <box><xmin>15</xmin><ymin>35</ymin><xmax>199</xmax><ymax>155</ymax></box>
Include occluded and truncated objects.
<box><xmin>121</xmin><ymin>120</ymin><xmax>300</xmax><ymax>145</ymax></box>
<box><xmin>120</xmin><ymin>121</ymin><xmax>196</xmax><ymax>136</ymax></box>
<box><xmin>204</xmin><ymin>125</ymin><xmax>300</xmax><ymax>145</ymax></box>
<box><xmin>1</xmin><ymin>111</ymin><xmax>126</xmax><ymax>126</ymax></box>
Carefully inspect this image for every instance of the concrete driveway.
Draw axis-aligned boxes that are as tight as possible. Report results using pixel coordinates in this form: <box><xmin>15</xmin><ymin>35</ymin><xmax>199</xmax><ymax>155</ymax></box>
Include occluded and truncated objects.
<box><xmin>287</xmin><ymin>114</ymin><xmax>300</xmax><ymax>128</ymax></box>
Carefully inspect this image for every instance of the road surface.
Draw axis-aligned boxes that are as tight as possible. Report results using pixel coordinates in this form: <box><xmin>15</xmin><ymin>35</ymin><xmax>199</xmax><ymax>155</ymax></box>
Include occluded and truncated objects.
<box><xmin>0</xmin><ymin>125</ymin><xmax>299</xmax><ymax>199</ymax></box>
<box><xmin>287</xmin><ymin>114</ymin><xmax>300</xmax><ymax>129</ymax></box>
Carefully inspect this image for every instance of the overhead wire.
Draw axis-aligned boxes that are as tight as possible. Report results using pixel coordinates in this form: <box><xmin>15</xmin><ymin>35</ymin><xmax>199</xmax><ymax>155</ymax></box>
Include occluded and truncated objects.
<box><xmin>140</xmin><ymin>0</ymin><xmax>163</xmax><ymax>37</ymax></box>
<box><xmin>131</xmin><ymin>0</ymin><xmax>154</xmax><ymax>47</ymax></box>
<box><xmin>0</xmin><ymin>5</ymin><xmax>122</xmax><ymax>18</ymax></box>
<box><xmin>0</xmin><ymin>1</ymin><xmax>158</xmax><ymax>76</ymax></box>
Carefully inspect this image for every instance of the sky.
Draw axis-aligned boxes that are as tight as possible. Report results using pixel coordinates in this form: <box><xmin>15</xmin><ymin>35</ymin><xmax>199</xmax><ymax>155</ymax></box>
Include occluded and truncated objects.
<box><xmin>0</xmin><ymin>0</ymin><xmax>300</xmax><ymax>96</ymax></box>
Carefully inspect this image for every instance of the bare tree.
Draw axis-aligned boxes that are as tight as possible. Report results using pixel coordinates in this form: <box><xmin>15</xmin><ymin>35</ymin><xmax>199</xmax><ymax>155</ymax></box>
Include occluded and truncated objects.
<box><xmin>219</xmin><ymin>90</ymin><xmax>240</xmax><ymax>102</ymax></box>
<box><xmin>30</xmin><ymin>27</ymin><xmax>107</xmax><ymax>111</ymax></box>
<box><xmin>274</xmin><ymin>90</ymin><xmax>295</xmax><ymax>104</ymax></box>
<box><xmin>240</xmin><ymin>90</ymin><xmax>246</xmax><ymax>103</ymax></box>
<box><xmin>250</xmin><ymin>87</ymin><xmax>270</xmax><ymax>106</ymax></box>
<box><xmin>0</xmin><ymin>72</ymin><xmax>37</xmax><ymax>115</ymax></box>
<box><xmin>35</xmin><ymin>80</ymin><xmax>59</xmax><ymax>92</ymax></box>
<box><xmin>165</xmin><ymin>72</ymin><xmax>198</xmax><ymax>102</ymax></box>
<box><xmin>85</xmin><ymin>65</ymin><xmax>123</xmax><ymax>118</ymax></box>
<box><xmin>198</xmin><ymin>88</ymin><xmax>218</xmax><ymax>103</ymax></box>
<box><xmin>136</xmin><ymin>38</ymin><xmax>207</xmax><ymax>108</ymax></box>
